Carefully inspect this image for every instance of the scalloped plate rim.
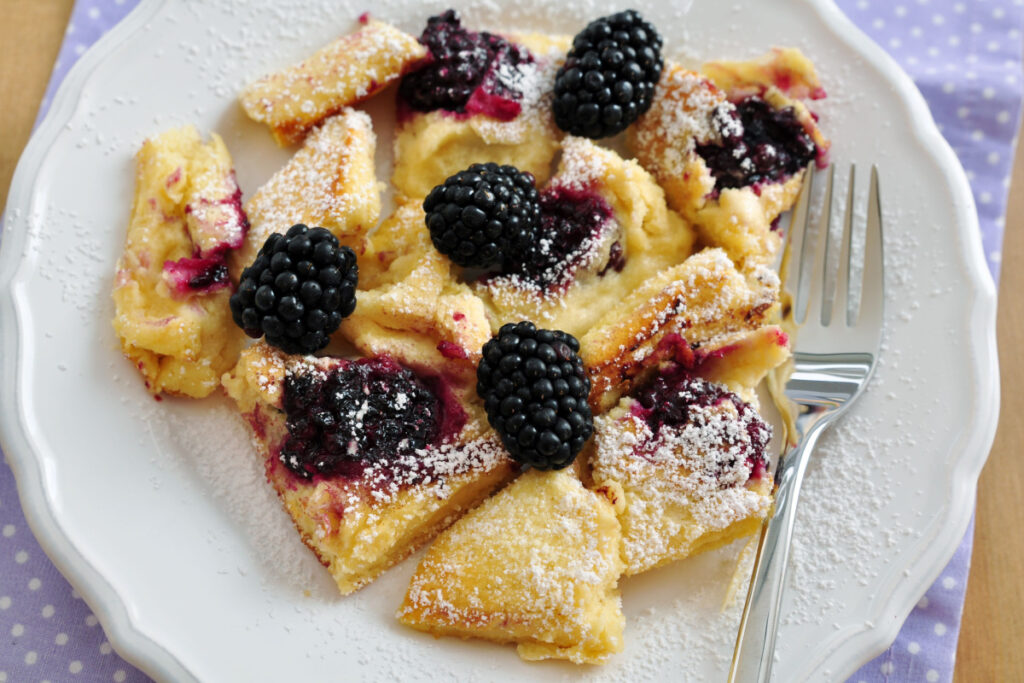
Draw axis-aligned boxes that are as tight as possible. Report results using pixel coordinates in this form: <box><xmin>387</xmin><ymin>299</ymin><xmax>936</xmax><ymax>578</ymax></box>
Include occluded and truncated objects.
<box><xmin>0</xmin><ymin>0</ymin><xmax>999</xmax><ymax>680</ymax></box>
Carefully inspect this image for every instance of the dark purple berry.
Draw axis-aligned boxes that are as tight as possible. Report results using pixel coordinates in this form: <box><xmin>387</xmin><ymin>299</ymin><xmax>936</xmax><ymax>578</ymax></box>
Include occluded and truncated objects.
<box><xmin>230</xmin><ymin>224</ymin><xmax>358</xmax><ymax>354</ymax></box>
<box><xmin>424</xmin><ymin>163</ymin><xmax>541</xmax><ymax>269</ymax></box>
<box><xmin>400</xmin><ymin>9</ymin><xmax>534</xmax><ymax>114</ymax></box>
<box><xmin>695</xmin><ymin>97</ymin><xmax>818</xmax><ymax>191</ymax></box>
<box><xmin>633</xmin><ymin>368</ymin><xmax>771</xmax><ymax>481</ymax></box>
<box><xmin>477</xmin><ymin>321</ymin><xmax>593</xmax><ymax>470</ymax></box>
<box><xmin>279</xmin><ymin>356</ymin><xmax>451</xmax><ymax>479</ymax></box>
<box><xmin>553</xmin><ymin>10</ymin><xmax>664</xmax><ymax>138</ymax></box>
<box><xmin>498</xmin><ymin>185</ymin><xmax>614</xmax><ymax>288</ymax></box>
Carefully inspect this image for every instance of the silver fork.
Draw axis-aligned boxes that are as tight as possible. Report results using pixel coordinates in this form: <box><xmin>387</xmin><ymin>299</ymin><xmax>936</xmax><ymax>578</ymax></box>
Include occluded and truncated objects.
<box><xmin>728</xmin><ymin>164</ymin><xmax>885</xmax><ymax>683</ymax></box>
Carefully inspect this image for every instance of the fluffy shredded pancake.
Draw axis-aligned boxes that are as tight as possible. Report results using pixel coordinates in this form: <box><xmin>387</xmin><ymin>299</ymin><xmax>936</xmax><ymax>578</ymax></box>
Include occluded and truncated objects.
<box><xmin>231</xmin><ymin>109</ymin><xmax>381</xmax><ymax>278</ymax></box>
<box><xmin>112</xmin><ymin>125</ymin><xmax>247</xmax><ymax>397</ymax></box>
<box><xmin>240</xmin><ymin>19</ymin><xmax>427</xmax><ymax>146</ymax></box>
<box><xmin>398</xmin><ymin>468</ymin><xmax>625</xmax><ymax>664</ymax></box>
<box><xmin>222</xmin><ymin>342</ymin><xmax>516</xmax><ymax>595</ymax></box>
<box><xmin>109</xmin><ymin>13</ymin><xmax>837</xmax><ymax>666</ymax></box>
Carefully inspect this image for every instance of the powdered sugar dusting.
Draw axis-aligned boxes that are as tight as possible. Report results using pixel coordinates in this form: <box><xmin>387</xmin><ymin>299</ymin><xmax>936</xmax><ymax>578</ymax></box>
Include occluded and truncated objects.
<box><xmin>236</xmin><ymin>109</ymin><xmax>378</xmax><ymax>274</ymax></box>
<box><xmin>241</xmin><ymin>20</ymin><xmax>426</xmax><ymax>144</ymax></box>
<box><xmin>398</xmin><ymin>470</ymin><xmax>623</xmax><ymax>664</ymax></box>
<box><xmin>633</xmin><ymin>66</ymin><xmax>727</xmax><ymax>177</ymax></box>
<box><xmin>592</xmin><ymin>383</ymin><xmax>771</xmax><ymax>573</ymax></box>
<box><xmin>471</xmin><ymin>42</ymin><xmax>564</xmax><ymax>144</ymax></box>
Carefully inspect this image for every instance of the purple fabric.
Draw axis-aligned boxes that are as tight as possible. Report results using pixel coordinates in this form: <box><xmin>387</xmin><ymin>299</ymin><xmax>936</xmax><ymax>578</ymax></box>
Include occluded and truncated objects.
<box><xmin>0</xmin><ymin>1</ymin><xmax>1019</xmax><ymax>681</ymax></box>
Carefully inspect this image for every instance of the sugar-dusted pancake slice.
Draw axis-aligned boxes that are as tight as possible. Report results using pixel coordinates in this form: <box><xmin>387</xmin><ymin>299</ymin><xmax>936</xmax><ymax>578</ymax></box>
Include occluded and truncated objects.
<box><xmin>231</xmin><ymin>109</ymin><xmax>381</xmax><ymax>278</ymax></box>
<box><xmin>581</xmin><ymin>247</ymin><xmax>783</xmax><ymax>412</ymax></box>
<box><xmin>630</xmin><ymin>50</ymin><xmax>829</xmax><ymax>269</ymax></box>
<box><xmin>112</xmin><ymin>125</ymin><xmax>247</xmax><ymax>398</ymax></box>
<box><xmin>398</xmin><ymin>468</ymin><xmax>624</xmax><ymax>664</ymax></box>
<box><xmin>222</xmin><ymin>342</ymin><xmax>516</xmax><ymax>594</ymax></box>
<box><xmin>240</xmin><ymin>19</ymin><xmax>427</xmax><ymax>146</ymax></box>
<box><xmin>339</xmin><ymin>198</ymin><xmax>494</xmax><ymax>375</ymax></box>
<box><xmin>590</xmin><ymin>373</ymin><xmax>774</xmax><ymax>575</ymax></box>
<box><xmin>391</xmin><ymin>11</ymin><xmax>570</xmax><ymax>199</ymax></box>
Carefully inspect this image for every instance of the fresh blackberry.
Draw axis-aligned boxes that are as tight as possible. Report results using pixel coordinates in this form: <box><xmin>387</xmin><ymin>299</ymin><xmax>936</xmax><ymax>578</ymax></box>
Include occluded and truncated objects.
<box><xmin>229</xmin><ymin>224</ymin><xmax>357</xmax><ymax>355</ymax></box>
<box><xmin>553</xmin><ymin>9</ymin><xmax>664</xmax><ymax>139</ymax></box>
<box><xmin>424</xmin><ymin>163</ymin><xmax>541</xmax><ymax>269</ymax></box>
<box><xmin>476</xmin><ymin>321</ymin><xmax>593</xmax><ymax>470</ymax></box>
<box><xmin>400</xmin><ymin>9</ymin><xmax>532</xmax><ymax>114</ymax></box>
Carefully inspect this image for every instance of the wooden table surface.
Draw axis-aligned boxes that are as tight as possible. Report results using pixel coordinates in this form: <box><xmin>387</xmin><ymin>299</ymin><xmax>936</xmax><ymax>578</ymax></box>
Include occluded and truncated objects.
<box><xmin>1</xmin><ymin>2</ymin><xmax>1020</xmax><ymax>680</ymax></box>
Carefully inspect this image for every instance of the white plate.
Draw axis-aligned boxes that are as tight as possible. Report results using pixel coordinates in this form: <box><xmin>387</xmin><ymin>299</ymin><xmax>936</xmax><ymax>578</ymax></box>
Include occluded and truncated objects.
<box><xmin>0</xmin><ymin>0</ymin><xmax>998</xmax><ymax>680</ymax></box>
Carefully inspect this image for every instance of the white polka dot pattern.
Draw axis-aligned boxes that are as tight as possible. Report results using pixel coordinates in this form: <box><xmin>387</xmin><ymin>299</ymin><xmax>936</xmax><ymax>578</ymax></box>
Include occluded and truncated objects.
<box><xmin>0</xmin><ymin>2</ymin><xmax>1020</xmax><ymax>683</ymax></box>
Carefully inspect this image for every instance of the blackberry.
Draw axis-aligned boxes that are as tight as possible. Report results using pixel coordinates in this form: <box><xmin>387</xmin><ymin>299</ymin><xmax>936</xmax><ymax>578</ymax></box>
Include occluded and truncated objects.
<box><xmin>424</xmin><ymin>163</ymin><xmax>541</xmax><ymax>269</ymax></box>
<box><xmin>400</xmin><ymin>9</ymin><xmax>533</xmax><ymax>114</ymax></box>
<box><xmin>696</xmin><ymin>98</ymin><xmax>818</xmax><ymax>191</ymax></box>
<box><xmin>553</xmin><ymin>10</ymin><xmax>664</xmax><ymax>139</ymax></box>
<box><xmin>229</xmin><ymin>224</ymin><xmax>357</xmax><ymax>355</ymax></box>
<box><xmin>476</xmin><ymin>321</ymin><xmax>593</xmax><ymax>470</ymax></box>
<box><xmin>279</xmin><ymin>356</ymin><xmax>442</xmax><ymax>480</ymax></box>
<box><xmin>500</xmin><ymin>185</ymin><xmax>614</xmax><ymax>288</ymax></box>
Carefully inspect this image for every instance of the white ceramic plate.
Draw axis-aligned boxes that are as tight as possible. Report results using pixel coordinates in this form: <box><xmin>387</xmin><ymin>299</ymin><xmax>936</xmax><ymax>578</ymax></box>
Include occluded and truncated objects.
<box><xmin>0</xmin><ymin>0</ymin><xmax>998</xmax><ymax>680</ymax></box>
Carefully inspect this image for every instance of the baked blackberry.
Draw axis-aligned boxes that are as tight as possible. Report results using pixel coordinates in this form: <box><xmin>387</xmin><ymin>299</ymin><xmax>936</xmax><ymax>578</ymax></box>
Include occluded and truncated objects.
<box><xmin>279</xmin><ymin>356</ymin><xmax>442</xmax><ymax>480</ymax></box>
<box><xmin>553</xmin><ymin>10</ymin><xmax>664</xmax><ymax>139</ymax></box>
<box><xmin>476</xmin><ymin>321</ymin><xmax>593</xmax><ymax>470</ymax></box>
<box><xmin>696</xmin><ymin>97</ymin><xmax>818</xmax><ymax>190</ymax></box>
<box><xmin>499</xmin><ymin>185</ymin><xmax>614</xmax><ymax>288</ymax></box>
<box><xmin>400</xmin><ymin>9</ymin><xmax>532</xmax><ymax>114</ymax></box>
<box><xmin>230</xmin><ymin>224</ymin><xmax>358</xmax><ymax>355</ymax></box>
<box><xmin>634</xmin><ymin>367</ymin><xmax>771</xmax><ymax>479</ymax></box>
<box><xmin>424</xmin><ymin>163</ymin><xmax>541</xmax><ymax>269</ymax></box>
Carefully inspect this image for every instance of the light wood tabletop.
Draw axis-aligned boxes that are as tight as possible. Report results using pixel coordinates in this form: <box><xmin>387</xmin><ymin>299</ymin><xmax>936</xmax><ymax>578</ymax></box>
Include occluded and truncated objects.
<box><xmin>0</xmin><ymin>2</ymin><xmax>1020</xmax><ymax>681</ymax></box>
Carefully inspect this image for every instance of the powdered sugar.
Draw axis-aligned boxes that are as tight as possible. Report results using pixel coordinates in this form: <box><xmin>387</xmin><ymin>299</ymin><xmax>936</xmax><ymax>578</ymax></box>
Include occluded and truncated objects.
<box><xmin>632</xmin><ymin>66</ymin><xmax>727</xmax><ymax>177</ymax></box>
<box><xmin>237</xmin><ymin>108</ymin><xmax>378</xmax><ymax>274</ymax></box>
<box><xmin>591</xmin><ymin>382</ymin><xmax>772</xmax><ymax>573</ymax></box>
<box><xmin>11</xmin><ymin>0</ymin><xmax>976</xmax><ymax>679</ymax></box>
<box><xmin>471</xmin><ymin>43</ymin><xmax>563</xmax><ymax>144</ymax></box>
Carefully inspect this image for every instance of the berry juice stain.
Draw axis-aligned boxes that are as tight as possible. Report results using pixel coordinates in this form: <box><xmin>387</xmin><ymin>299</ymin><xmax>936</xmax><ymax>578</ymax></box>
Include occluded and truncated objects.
<box><xmin>630</xmin><ymin>366</ymin><xmax>770</xmax><ymax>482</ymax></box>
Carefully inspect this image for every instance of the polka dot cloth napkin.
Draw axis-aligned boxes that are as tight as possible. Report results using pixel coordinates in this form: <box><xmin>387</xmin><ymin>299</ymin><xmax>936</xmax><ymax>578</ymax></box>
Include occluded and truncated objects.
<box><xmin>1</xmin><ymin>1</ymin><xmax>1020</xmax><ymax>681</ymax></box>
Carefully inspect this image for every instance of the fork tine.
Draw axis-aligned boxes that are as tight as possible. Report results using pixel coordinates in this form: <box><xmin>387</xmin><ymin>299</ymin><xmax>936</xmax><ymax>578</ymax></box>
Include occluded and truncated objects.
<box><xmin>784</xmin><ymin>164</ymin><xmax>815</xmax><ymax>316</ymax></box>
<box><xmin>796</xmin><ymin>164</ymin><xmax>833</xmax><ymax>325</ymax></box>
<box><xmin>826</xmin><ymin>165</ymin><xmax>856</xmax><ymax>326</ymax></box>
<box><xmin>854</xmin><ymin>165</ymin><xmax>884</xmax><ymax>329</ymax></box>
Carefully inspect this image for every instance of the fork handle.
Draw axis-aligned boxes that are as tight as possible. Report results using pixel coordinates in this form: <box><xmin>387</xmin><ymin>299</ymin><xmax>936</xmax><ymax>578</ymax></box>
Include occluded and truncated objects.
<box><xmin>728</xmin><ymin>424</ymin><xmax>826</xmax><ymax>683</ymax></box>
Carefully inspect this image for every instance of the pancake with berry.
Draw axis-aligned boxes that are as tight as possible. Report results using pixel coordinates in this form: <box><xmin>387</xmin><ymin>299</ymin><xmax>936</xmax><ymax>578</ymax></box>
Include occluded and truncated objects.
<box><xmin>112</xmin><ymin>125</ymin><xmax>248</xmax><ymax>398</ymax></box>
<box><xmin>222</xmin><ymin>340</ymin><xmax>516</xmax><ymax>595</ymax></box>
<box><xmin>391</xmin><ymin>10</ymin><xmax>569</xmax><ymax>199</ymax></box>
<box><xmin>630</xmin><ymin>49</ymin><xmax>829</xmax><ymax>269</ymax></box>
<box><xmin>231</xmin><ymin>109</ymin><xmax>381</xmax><ymax>280</ymax></box>
<box><xmin>576</xmin><ymin>247</ymin><xmax>788</xmax><ymax>573</ymax></box>
<box><xmin>589</xmin><ymin>372</ymin><xmax>774</xmax><ymax>575</ymax></box>
<box><xmin>580</xmin><ymin>248</ymin><xmax>786</xmax><ymax>413</ymax></box>
<box><xmin>470</xmin><ymin>137</ymin><xmax>697</xmax><ymax>339</ymax></box>
<box><xmin>224</xmin><ymin>225</ymin><xmax>515</xmax><ymax>594</ymax></box>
